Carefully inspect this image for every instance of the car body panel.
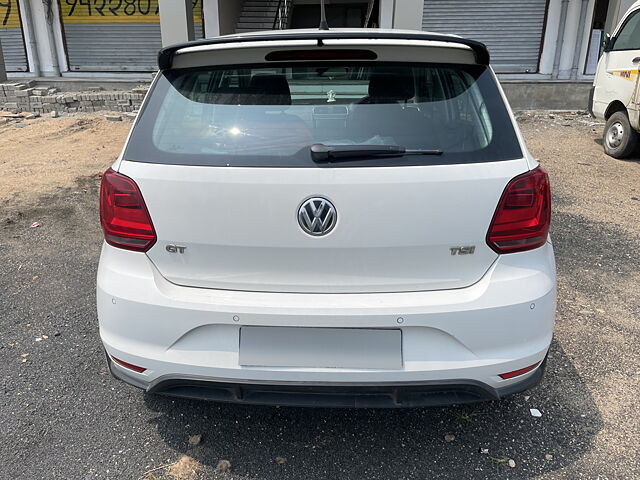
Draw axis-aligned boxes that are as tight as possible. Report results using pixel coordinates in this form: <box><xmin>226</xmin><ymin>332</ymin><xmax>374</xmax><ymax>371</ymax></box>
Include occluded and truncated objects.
<box><xmin>97</xmin><ymin>28</ymin><xmax>556</xmax><ymax>406</ymax></box>
<box><xmin>119</xmin><ymin>159</ymin><xmax>527</xmax><ymax>293</ymax></box>
<box><xmin>98</xmin><ymin>241</ymin><xmax>555</xmax><ymax>388</ymax></box>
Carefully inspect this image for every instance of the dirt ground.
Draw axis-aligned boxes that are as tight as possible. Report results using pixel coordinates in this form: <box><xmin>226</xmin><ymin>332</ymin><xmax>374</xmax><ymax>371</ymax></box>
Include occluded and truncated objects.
<box><xmin>0</xmin><ymin>113</ymin><xmax>131</xmax><ymax>208</ymax></box>
<box><xmin>519</xmin><ymin>111</ymin><xmax>640</xmax><ymax>477</ymax></box>
<box><xmin>0</xmin><ymin>110</ymin><xmax>638</xmax><ymax>479</ymax></box>
<box><xmin>520</xmin><ymin>111</ymin><xmax>640</xmax><ymax>235</ymax></box>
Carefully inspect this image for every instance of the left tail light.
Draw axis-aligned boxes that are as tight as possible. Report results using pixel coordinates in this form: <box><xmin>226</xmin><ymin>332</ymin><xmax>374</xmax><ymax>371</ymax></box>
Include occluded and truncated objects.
<box><xmin>99</xmin><ymin>168</ymin><xmax>156</xmax><ymax>252</ymax></box>
<box><xmin>486</xmin><ymin>167</ymin><xmax>551</xmax><ymax>254</ymax></box>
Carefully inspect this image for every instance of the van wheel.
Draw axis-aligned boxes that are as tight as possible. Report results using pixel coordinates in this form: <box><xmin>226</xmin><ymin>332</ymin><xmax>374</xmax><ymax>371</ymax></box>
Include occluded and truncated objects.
<box><xmin>603</xmin><ymin>111</ymin><xmax>639</xmax><ymax>159</ymax></box>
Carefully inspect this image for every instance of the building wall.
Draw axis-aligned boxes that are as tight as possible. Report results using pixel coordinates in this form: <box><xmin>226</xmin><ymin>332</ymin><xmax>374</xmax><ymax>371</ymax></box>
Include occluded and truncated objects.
<box><xmin>559</xmin><ymin>0</ymin><xmax>594</xmax><ymax>79</ymax></box>
<box><xmin>204</xmin><ymin>0</ymin><xmax>243</xmax><ymax>37</ymax></box>
<box><xmin>540</xmin><ymin>0</ymin><xmax>631</xmax><ymax>80</ymax></box>
<box><xmin>540</xmin><ymin>0</ymin><xmax>599</xmax><ymax>77</ymax></box>
<box><xmin>393</xmin><ymin>0</ymin><xmax>423</xmax><ymax>30</ymax></box>
<box><xmin>2</xmin><ymin>0</ymin><xmax>633</xmax><ymax>84</ymax></box>
<box><xmin>538</xmin><ymin>0</ymin><xmax>564</xmax><ymax>75</ymax></box>
<box><xmin>18</xmin><ymin>0</ymin><xmax>67</xmax><ymax>76</ymax></box>
<box><xmin>0</xmin><ymin>38</ymin><xmax>7</xmax><ymax>81</ymax></box>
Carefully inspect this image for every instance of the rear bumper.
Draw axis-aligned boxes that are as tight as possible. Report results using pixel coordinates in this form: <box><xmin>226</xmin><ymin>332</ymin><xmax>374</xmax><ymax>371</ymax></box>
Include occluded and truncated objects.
<box><xmin>588</xmin><ymin>86</ymin><xmax>595</xmax><ymax>117</ymax></box>
<box><xmin>108</xmin><ymin>354</ymin><xmax>547</xmax><ymax>408</ymax></box>
<box><xmin>97</xmin><ymin>241</ymin><xmax>556</xmax><ymax>406</ymax></box>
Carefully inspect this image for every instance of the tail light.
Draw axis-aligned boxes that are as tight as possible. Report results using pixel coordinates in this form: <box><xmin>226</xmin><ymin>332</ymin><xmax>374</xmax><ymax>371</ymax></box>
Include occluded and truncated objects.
<box><xmin>487</xmin><ymin>167</ymin><xmax>551</xmax><ymax>254</ymax></box>
<box><xmin>111</xmin><ymin>356</ymin><xmax>146</xmax><ymax>373</ymax></box>
<box><xmin>499</xmin><ymin>361</ymin><xmax>540</xmax><ymax>379</ymax></box>
<box><xmin>100</xmin><ymin>168</ymin><xmax>156</xmax><ymax>252</ymax></box>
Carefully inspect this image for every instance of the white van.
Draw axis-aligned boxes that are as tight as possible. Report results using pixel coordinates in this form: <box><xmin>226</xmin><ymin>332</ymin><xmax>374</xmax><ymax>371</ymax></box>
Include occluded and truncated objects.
<box><xmin>590</xmin><ymin>0</ymin><xmax>640</xmax><ymax>158</ymax></box>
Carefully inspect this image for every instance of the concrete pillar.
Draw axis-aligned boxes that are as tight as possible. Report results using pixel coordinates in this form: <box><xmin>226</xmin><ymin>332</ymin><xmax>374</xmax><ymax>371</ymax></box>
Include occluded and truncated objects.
<box><xmin>380</xmin><ymin>0</ymin><xmax>424</xmax><ymax>31</ymax></box>
<box><xmin>540</xmin><ymin>0</ymin><xmax>597</xmax><ymax>78</ymax></box>
<box><xmin>0</xmin><ymin>39</ymin><xmax>7</xmax><ymax>82</ymax></box>
<box><xmin>203</xmin><ymin>0</ymin><xmax>221</xmax><ymax>37</ymax></box>
<box><xmin>539</xmin><ymin>0</ymin><xmax>565</xmax><ymax>75</ymax></box>
<box><xmin>393</xmin><ymin>0</ymin><xmax>424</xmax><ymax>30</ymax></box>
<box><xmin>571</xmin><ymin>0</ymin><xmax>593</xmax><ymax>78</ymax></box>
<box><xmin>204</xmin><ymin>0</ymin><xmax>244</xmax><ymax>37</ymax></box>
<box><xmin>158</xmin><ymin>0</ymin><xmax>195</xmax><ymax>46</ymax></box>
<box><xmin>379</xmin><ymin>0</ymin><xmax>394</xmax><ymax>29</ymax></box>
<box><xmin>18</xmin><ymin>0</ymin><xmax>41</xmax><ymax>76</ymax></box>
<box><xmin>24</xmin><ymin>0</ymin><xmax>66</xmax><ymax>76</ymax></box>
<box><xmin>553</xmin><ymin>0</ymin><xmax>595</xmax><ymax>79</ymax></box>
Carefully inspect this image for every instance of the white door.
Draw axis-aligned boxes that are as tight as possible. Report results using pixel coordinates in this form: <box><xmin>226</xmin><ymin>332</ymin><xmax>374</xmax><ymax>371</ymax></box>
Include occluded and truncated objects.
<box><xmin>596</xmin><ymin>9</ymin><xmax>640</xmax><ymax>117</ymax></box>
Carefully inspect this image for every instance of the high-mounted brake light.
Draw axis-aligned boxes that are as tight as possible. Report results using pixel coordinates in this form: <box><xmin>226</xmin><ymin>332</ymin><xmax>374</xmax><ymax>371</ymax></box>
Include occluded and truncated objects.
<box><xmin>265</xmin><ymin>49</ymin><xmax>377</xmax><ymax>61</ymax></box>
<box><xmin>99</xmin><ymin>168</ymin><xmax>156</xmax><ymax>252</ymax></box>
<box><xmin>487</xmin><ymin>167</ymin><xmax>551</xmax><ymax>254</ymax></box>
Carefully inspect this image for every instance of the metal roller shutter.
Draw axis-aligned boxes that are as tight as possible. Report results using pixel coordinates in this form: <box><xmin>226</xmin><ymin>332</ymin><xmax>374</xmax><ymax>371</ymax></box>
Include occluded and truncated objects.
<box><xmin>0</xmin><ymin>1</ymin><xmax>28</xmax><ymax>72</ymax></box>
<box><xmin>64</xmin><ymin>23</ymin><xmax>204</xmax><ymax>72</ymax></box>
<box><xmin>59</xmin><ymin>0</ymin><xmax>203</xmax><ymax>72</ymax></box>
<box><xmin>422</xmin><ymin>0</ymin><xmax>548</xmax><ymax>73</ymax></box>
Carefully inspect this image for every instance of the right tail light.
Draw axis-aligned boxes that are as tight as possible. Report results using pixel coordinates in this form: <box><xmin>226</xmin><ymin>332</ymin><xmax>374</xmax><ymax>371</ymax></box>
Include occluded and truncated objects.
<box><xmin>487</xmin><ymin>166</ymin><xmax>551</xmax><ymax>254</ymax></box>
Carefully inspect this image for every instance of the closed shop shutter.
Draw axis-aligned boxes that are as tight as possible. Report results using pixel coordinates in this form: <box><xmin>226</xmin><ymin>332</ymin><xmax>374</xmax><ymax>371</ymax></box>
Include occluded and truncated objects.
<box><xmin>422</xmin><ymin>0</ymin><xmax>548</xmax><ymax>73</ymax></box>
<box><xmin>59</xmin><ymin>0</ymin><xmax>204</xmax><ymax>72</ymax></box>
<box><xmin>0</xmin><ymin>0</ymin><xmax>28</xmax><ymax>72</ymax></box>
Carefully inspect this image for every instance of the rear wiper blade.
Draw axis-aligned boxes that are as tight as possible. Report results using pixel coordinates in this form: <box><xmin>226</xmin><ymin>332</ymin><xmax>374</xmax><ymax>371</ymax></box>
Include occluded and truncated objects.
<box><xmin>310</xmin><ymin>144</ymin><xmax>443</xmax><ymax>163</ymax></box>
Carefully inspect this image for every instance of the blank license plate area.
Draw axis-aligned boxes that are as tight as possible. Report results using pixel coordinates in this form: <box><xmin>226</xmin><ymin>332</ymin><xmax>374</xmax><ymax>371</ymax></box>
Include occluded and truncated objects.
<box><xmin>239</xmin><ymin>327</ymin><xmax>402</xmax><ymax>369</ymax></box>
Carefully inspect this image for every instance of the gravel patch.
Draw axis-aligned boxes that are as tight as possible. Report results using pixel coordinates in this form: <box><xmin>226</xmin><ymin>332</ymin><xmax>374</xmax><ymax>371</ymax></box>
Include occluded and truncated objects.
<box><xmin>0</xmin><ymin>112</ymin><xmax>638</xmax><ymax>479</ymax></box>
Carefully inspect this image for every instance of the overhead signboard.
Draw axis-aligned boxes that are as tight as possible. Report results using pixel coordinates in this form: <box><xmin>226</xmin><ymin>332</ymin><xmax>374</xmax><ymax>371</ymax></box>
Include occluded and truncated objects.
<box><xmin>59</xmin><ymin>0</ymin><xmax>202</xmax><ymax>24</ymax></box>
<box><xmin>0</xmin><ymin>0</ymin><xmax>21</xmax><ymax>29</ymax></box>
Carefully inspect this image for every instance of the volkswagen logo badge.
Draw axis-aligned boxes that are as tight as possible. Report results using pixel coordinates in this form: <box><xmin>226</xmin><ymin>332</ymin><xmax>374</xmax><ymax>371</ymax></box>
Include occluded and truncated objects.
<box><xmin>298</xmin><ymin>197</ymin><xmax>337</xmax><ymax>236</ymax></box>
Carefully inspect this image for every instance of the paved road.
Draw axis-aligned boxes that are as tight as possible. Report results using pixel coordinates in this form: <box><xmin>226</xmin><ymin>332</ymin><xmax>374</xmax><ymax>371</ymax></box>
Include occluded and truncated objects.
<box><xmin>1</xmin><ymin>114</ymin><xmax>638</xmax><ymax>479</ymax></box>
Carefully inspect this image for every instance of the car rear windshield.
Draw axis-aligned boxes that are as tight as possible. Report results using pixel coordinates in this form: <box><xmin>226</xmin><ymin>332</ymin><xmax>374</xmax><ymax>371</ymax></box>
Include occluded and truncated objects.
<box><xmin>124</xmin><ymin>62</ymin><xmax>522</xmax><ymax>167</ymax></box>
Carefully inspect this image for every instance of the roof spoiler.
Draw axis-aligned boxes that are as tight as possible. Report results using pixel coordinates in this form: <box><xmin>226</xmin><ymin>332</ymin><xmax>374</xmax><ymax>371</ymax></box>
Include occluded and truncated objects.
<box><xmin>157</xmin><ymin>31</ymin><xmax>490</xmax><ymax>70</ymax></box>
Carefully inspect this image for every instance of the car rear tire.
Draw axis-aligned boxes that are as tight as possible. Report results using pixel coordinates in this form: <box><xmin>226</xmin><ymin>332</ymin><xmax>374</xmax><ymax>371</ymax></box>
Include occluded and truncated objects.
<box><xmin>603</xmin><ymin>111</ymin><xmax>639</xmax><ymax>159</ymax></box>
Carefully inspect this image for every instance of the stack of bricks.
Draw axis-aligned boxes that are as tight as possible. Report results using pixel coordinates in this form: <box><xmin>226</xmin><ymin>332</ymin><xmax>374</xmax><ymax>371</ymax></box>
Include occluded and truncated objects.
<box><xmin>0</xmin><ymin>81</ymin><xmax>148</xmax><ymax>115</ymax></box>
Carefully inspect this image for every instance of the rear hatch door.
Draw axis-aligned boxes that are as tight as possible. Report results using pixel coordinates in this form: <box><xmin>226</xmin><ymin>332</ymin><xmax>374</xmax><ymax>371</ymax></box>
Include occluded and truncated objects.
<box><xmin>120</xmin><ymin>159</ymin><xmax>527</xmax><ymax>293</ymax></box>
<box><xmin>119</xmin><ymin>42</ymin><xmax>527</xmax><ymax>293</ymax></box>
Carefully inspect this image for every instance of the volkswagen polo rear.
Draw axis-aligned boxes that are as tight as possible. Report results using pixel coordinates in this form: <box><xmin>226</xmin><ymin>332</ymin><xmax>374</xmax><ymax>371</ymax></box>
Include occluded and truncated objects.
<box><xmin>97</xmin><ymin>29</ymin><xmax>556</xmax><ymax>407</ymax></box>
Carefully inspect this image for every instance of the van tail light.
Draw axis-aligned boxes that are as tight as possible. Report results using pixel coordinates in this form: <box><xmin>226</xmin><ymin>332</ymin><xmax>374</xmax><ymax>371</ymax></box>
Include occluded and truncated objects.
<box><xmin>100</xmin><ymin>168</ymin><xmax>156</xmax><ymax>252</ymax></box>
<box><xmin>487</xmin><ymin>167</ymin><xmax>551</xmax><ymax>254</ymax></box>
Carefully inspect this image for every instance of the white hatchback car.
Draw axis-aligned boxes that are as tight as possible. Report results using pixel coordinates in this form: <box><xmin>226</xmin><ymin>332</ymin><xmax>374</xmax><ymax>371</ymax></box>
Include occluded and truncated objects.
<box><xmin>97</xmin><ymin>29</ymin><xmax>556</xmax><ymax>408</ymax></box>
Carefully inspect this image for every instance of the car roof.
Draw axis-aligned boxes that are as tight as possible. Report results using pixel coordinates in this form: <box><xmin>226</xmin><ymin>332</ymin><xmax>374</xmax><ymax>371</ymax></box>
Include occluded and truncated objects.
<box><xmin>628</xmin><ymin>1</ymin><xmax>640</xmax><ymax>18</ymax></box>
<box><xmin>226</xmin><ymin>28</ymin><xmax>460</xmax><ymax>39</ymax></box>
<box><xmin>158</xmin><ymin>28</ymin><xmax>490</xmax><ymax>70</ymax></box>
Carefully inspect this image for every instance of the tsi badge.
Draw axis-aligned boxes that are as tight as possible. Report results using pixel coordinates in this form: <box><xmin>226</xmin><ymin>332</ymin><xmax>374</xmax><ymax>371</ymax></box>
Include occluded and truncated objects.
<box><xmin>450</xmin><ymin>246</ymin><xmax>475</xmax><ymax>256</ymax></box>
<box><xmin>166</xmin><ymin>244</ymin><xmax>187</xmax><ymax>254</ymax></box>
